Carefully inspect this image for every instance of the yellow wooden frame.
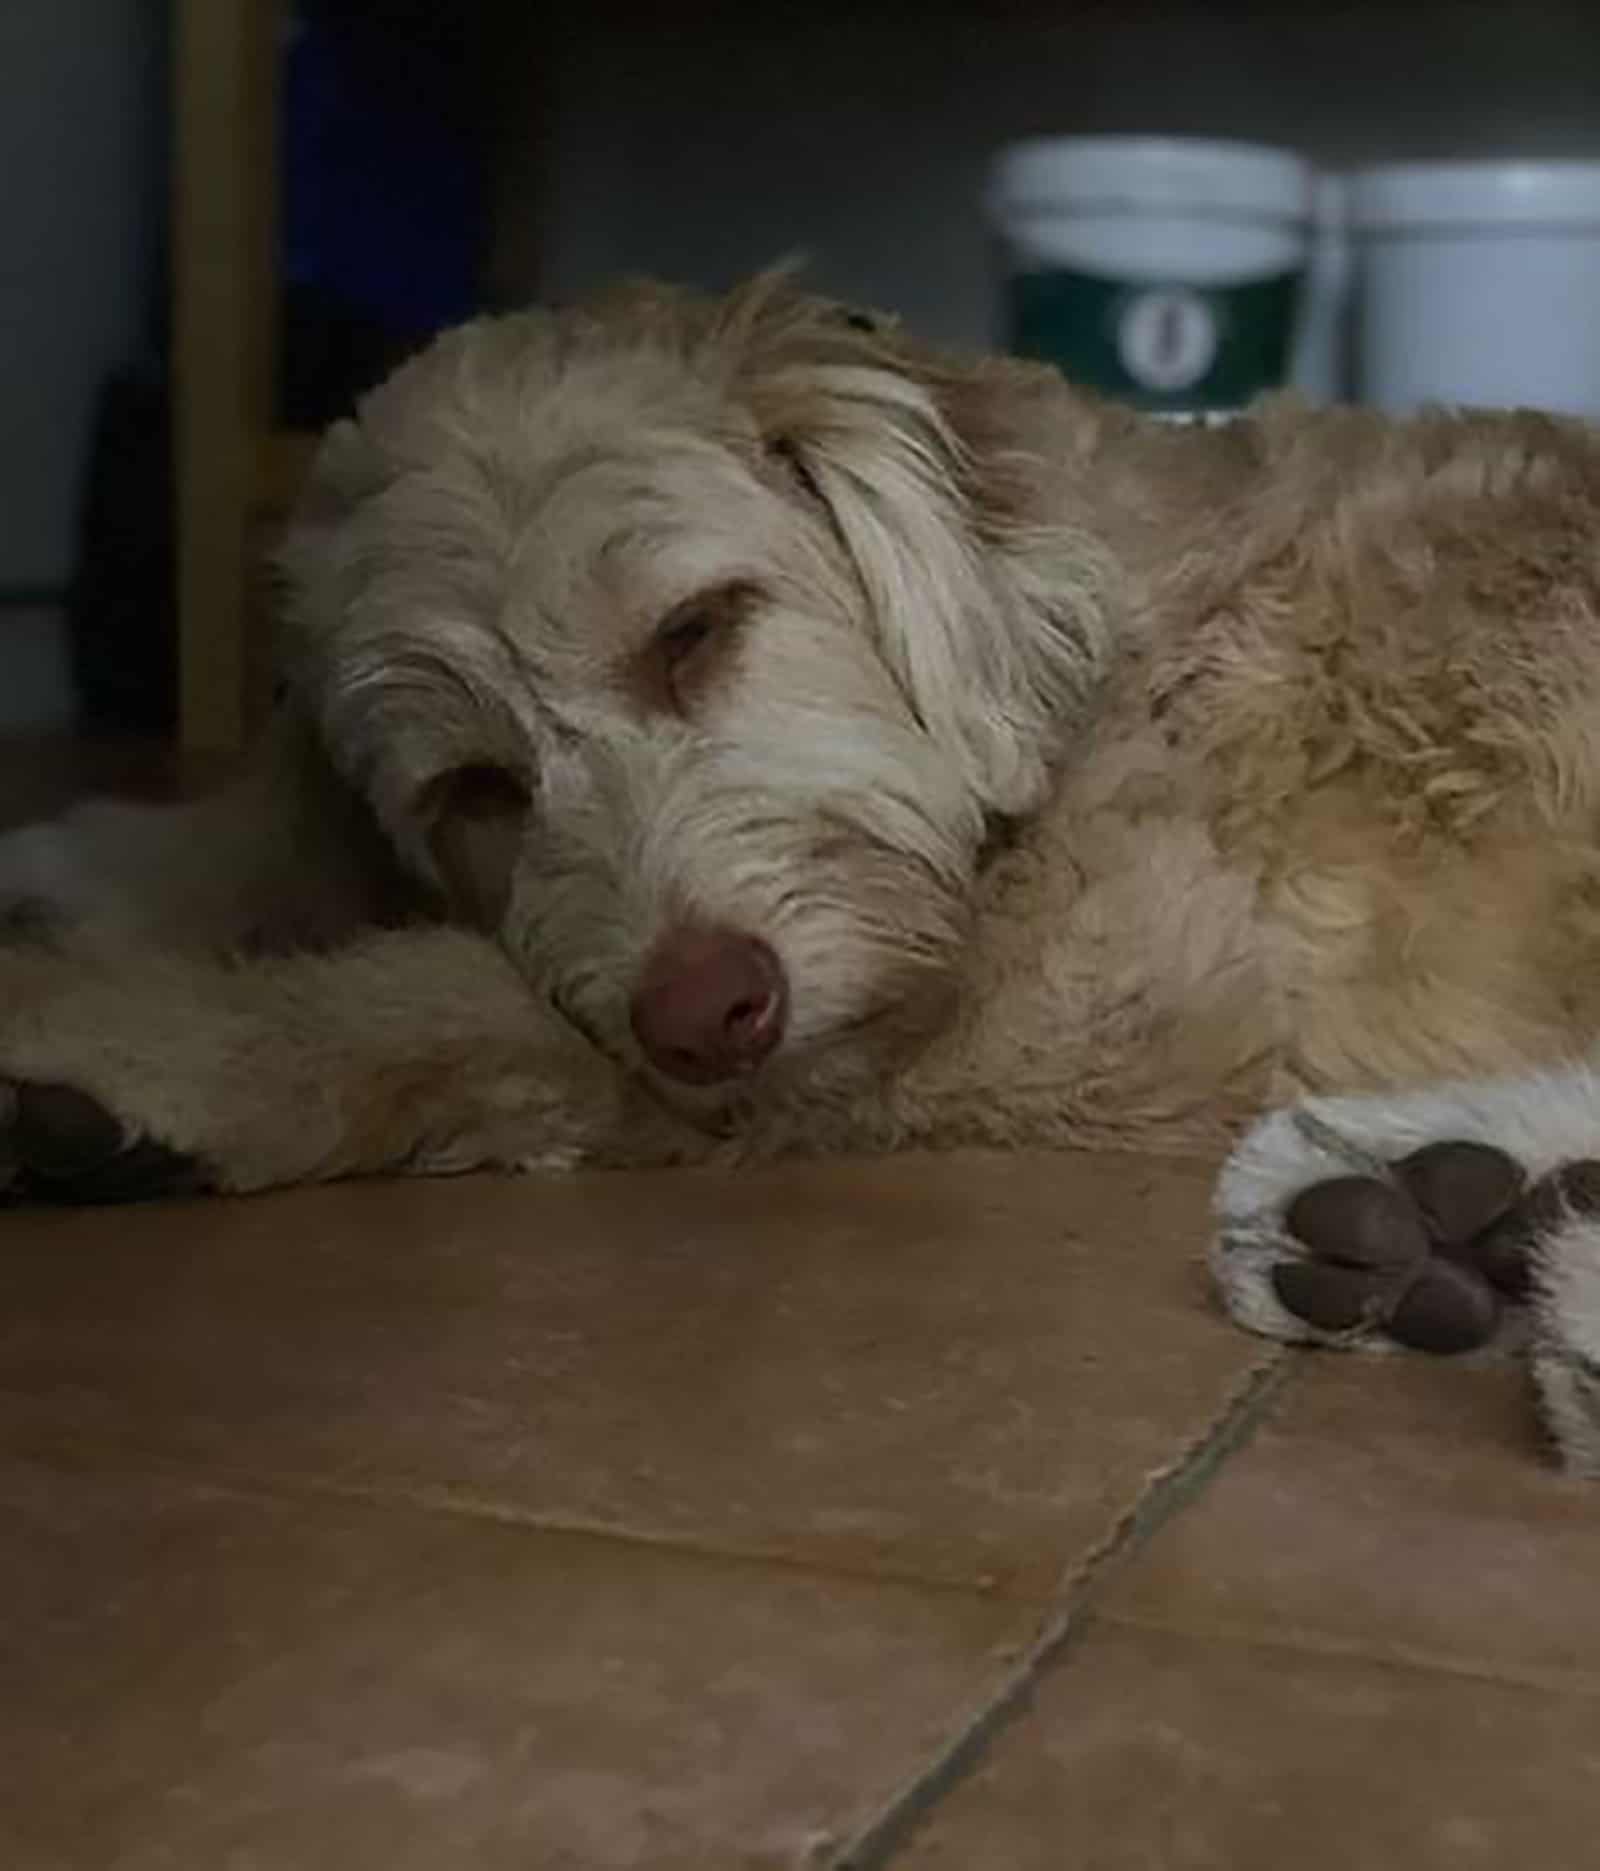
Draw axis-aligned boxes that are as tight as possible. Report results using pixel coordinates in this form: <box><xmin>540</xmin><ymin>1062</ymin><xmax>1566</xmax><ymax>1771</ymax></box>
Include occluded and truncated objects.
<box><xmin>173</xmin><ymin>0</ymin><xmax>307</xmax><ymax>755</ymax></box>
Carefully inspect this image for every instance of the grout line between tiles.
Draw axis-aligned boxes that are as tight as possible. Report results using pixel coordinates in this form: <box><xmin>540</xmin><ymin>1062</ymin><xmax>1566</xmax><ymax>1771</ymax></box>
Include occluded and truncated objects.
<box><xmin>1094</xmin><ymin>1606</ymin><xmax>1600</xmax><ymax>1704</ymax></box>
<box><xmin>830</xmin><ymin>1345</ymin><xmax>1297</xmax><ymax>1871</ymax></box>
<box><xmin>0</xmin><ymin>1424</ymin><xmax>1040</xmax><ymax>1607</ymax></box>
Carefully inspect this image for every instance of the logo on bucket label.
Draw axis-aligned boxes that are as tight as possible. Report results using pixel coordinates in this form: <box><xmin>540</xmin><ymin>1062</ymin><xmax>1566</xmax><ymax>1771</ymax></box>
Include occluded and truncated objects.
<box><xmin>1116</xmin><ymin>288</ymin><xmax>1219</xmax><ymax>391</ymax></box>
<box><xmin>1008</xmin><ymin>266</ymin><xmax>1301</xmax><ymax>413</ymax></box>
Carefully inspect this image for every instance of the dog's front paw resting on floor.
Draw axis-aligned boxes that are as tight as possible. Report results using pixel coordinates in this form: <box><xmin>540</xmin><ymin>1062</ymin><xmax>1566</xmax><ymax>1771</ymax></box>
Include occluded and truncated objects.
<box><xmin>0</xmin><ymin>1080</ymin><xmax>208</xmax><ymax>1206</ymax></box>
<box><xmin>1213</xmin><ymin>1075</ymin><xmax>1600</xmax><ymax>1474</ymax></box>
<box><xmin>1259</xmin><ymin>1141</ymin><xmax>1564</xmax><ymax>1353</ymax></box>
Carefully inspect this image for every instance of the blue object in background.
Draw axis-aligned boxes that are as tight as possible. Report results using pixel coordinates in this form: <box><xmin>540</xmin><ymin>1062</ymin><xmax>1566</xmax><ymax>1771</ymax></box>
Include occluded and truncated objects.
<box><xmin>279</xmin><ymin>2</ymin><xmax>485</xmax><ymax>425</ymax></box>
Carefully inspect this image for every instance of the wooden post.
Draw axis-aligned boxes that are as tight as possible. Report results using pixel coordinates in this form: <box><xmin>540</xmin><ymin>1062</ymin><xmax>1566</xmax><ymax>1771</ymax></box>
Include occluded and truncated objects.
<box><xmin>172</xmin><ymin>0</ymin><xmax>278</xmax><ymax>755</ymax></box>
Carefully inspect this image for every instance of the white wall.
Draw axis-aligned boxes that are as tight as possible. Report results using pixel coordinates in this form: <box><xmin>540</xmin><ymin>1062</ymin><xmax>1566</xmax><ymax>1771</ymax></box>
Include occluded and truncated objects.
<box><xmin>516</xmin><ymin>1</ymin><xmax>1600</xmax><ymax>344</ymax></box>
<box><xmin>0</xmin><ymin>0</ymin><xmax>156</xmax><ymax>592</ymax></box>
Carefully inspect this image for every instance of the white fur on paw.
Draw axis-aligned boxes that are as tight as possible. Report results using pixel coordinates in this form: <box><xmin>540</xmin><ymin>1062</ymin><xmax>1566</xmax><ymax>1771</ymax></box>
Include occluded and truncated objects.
<box><xmin>1288</xmin><ymin>1067</ymin><xmax>1600</xmax><ymax>1185</ymax></box>
<box><xmin>1529</xmin><ymin>1215</ymin><xmax>1600</xmax><ymax>1477</ymax></box>
<box><xmin>1211</xmin><ymin>1103</ymin><xmax>1389</xmax><ymax>1345</ymax></box>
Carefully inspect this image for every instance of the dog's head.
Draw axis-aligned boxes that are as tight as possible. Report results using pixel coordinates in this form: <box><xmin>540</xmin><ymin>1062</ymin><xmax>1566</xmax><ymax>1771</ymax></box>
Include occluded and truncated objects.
<box><xmin>280</xmin><ymin>273</ymin><xmax>1115</xmax><ymax>1119</ymax></box>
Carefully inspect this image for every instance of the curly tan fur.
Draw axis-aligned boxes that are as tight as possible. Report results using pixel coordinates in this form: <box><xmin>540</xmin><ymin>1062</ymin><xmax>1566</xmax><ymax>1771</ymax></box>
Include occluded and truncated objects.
<box><xmin>10</xmin><ymin>272</ymin><xmax>1600</xmax><ymax>1195</ymax></box>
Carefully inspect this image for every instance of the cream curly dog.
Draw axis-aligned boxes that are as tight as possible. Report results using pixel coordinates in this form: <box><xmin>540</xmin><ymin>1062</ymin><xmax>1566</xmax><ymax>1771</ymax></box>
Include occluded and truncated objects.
<box><xmin>8</xmin><ymin>273</ymin><xmax>1600</xmax><ymax>1464</ymax></box>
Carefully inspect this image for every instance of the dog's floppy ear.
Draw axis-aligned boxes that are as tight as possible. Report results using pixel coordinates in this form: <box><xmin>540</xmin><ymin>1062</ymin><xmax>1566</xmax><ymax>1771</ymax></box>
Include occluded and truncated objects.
<box><xmin>722</xmin><ymin>277</ymin><xmax>1114</xmax><ymax>818</ymax></box>
<box><xmin>278</xmin><ymin>411</ymin><xmax>534</xmax><ymax>929</ymax></box>
<box><xmin>415</xmin><ymin>761</ymin><xmax>532</xmax><ymax>932</ymax></box>
<box><xmin>276</xmin><ymin>415</ymin><xmax>393</xmax><ymax>675</ymax></box>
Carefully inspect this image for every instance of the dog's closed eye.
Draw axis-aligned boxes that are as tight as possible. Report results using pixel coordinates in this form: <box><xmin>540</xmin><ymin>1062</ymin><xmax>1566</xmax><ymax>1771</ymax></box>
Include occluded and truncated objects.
<box><xmin>634</xmin><ymin>579</ymin><xmax>761</xmax><ymax>716</ymax></box>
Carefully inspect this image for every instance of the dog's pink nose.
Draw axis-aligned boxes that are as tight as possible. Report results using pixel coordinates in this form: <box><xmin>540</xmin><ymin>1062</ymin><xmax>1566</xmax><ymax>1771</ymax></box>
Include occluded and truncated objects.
<box><xmin>630</xmin><ymin>928</ymin><xmax>788</xmax><ymax>1085</ymax></box>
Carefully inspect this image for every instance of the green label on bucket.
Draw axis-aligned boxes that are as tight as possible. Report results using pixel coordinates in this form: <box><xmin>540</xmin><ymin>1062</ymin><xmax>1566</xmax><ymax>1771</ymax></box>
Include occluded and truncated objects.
<box><xmin>1008</xmin><ymin>267</ymin><xmax>1303</xmax><ymax>412</ymax></box>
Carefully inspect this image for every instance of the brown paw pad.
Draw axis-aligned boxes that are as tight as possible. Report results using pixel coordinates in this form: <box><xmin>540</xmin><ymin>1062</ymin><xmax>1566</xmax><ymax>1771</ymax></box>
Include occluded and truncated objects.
<box><xmin>1387</xmin><ymin>1259</ymin><xmax>1500</xmax><ymax>1353</ymax></box>
<box><xmin>1278</xmin><ymin>1173</ymin><xmax>1440</xmax><ymax>1337</ymax></box>
<box><xmin>1275</xmin><ymin>1143</ymin><xmax>1600</xmax><ymax>1352</ymax></box>
<box><xmin>1393</xmin><ymin>1140</ymin><xmax>1525</xmax><ymax>1248</ymax></box>
<box><xmin>1270</xmin><ymin>1257</ymin><xmax>1395</xmax><ymax>1332</ymax></box>
<box><xmin>1455</xmin><ymin>1157</ymin><xmax>1600</xmax><ymax>1301</ymax></box>
<box><xmin>1277</xmin><ymin>1152</ymin><xmax>1515</xmax><ymax>1354</ymax></box>
<box><xmin>1286</xmin><ymin>1176</ymin><xmax>1430</xmax><ymax>1272</ymax></box>
<box><xmin>4</xmin><ymin>1080</ymin><xmax>207</xmax><ymax>1206</ymax></box>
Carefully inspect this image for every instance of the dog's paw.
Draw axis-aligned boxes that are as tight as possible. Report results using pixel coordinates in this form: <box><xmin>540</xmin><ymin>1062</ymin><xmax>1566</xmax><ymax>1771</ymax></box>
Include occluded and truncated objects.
<box><xmin>1211</xmin><ymin>1088</ymin><xmax>1600</xmax><ymax>1357</ymax></box>
<box><xmin>0</xmin><ymin>1080</ymin><xmax>210</xmax><ymax>1206</ymax></box>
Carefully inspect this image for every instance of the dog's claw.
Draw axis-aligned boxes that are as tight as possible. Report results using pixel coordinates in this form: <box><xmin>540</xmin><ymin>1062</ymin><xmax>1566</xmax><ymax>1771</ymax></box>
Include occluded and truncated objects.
<box><xmin>2</xmin><ymin>1079</ymin><xmax>208</xmax><ymax>1206</ymax></box>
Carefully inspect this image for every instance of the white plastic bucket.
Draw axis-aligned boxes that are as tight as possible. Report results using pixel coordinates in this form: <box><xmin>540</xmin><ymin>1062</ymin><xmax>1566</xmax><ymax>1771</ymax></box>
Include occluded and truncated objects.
<box><xmin>1351</xmin><ymin>160</ymin><xmax>1600</xmax><ymax>416</ymax></box>
<box><xmin>1290</xmin><ymin>173</ymin><xmax>1352</xmax><ymax>403</ymax></box>
<box><xmin>988</xmin><ymin>136</ymin><xmax>1316</xmax><ymax>414</ymax></box>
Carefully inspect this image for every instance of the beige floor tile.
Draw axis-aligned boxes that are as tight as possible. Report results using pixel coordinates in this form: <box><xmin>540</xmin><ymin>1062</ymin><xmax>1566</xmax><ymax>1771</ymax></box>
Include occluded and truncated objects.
<box><xmin>0</xmin><ymin>1450</ymin><xmax>1029</xmax><ymax>1871</ymax></box>
<box><xmin>0</xmin><ymin>1151</ymin><xmax>1261</xmax><ymax>1597</ymax></box>
<box><xmin>1101</xmin><ymin>1354</ymin><xmax>1600</xmax><ymax>1688</ymax></box>
<box><xmin>893</xmin><ymin>1621</ymin><xmax>1600</xmax><ymax>1871</ymax></box>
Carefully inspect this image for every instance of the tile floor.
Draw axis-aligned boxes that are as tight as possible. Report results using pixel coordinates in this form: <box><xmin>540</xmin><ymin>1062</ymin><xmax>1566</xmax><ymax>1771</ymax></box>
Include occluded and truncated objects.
<box><xmin>4</xmin><ymin>746</ymin><xmax>1599</xmax><ymax>1866</ymax></box>
<box><xmin>6</xmin><ymin>1145</ymin><xmax>1598</xmax><ymax>1870</ymax></box>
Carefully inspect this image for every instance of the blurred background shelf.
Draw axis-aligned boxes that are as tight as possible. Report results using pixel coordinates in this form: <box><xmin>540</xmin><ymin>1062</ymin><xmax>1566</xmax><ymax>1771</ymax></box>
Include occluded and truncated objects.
<box><xmin>166</xmin><ymin>0</ymin><xmax>1600</xmax><ymax>756</ymax></box>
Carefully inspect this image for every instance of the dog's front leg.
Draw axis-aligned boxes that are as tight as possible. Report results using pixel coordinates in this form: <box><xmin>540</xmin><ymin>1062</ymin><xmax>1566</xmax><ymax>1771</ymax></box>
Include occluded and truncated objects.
<box><xmin>0</xmin><ymin>928</ymin><xmax>659</xmax><ymax>1203</ymax></box>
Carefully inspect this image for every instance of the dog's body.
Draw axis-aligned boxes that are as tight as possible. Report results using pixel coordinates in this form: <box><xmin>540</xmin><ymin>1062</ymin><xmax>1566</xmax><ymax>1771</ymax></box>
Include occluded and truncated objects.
<box><xmin>9</xmin><ymin>276</ymin><xmax>1600</xmax><ymax>1257</ymax></box>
